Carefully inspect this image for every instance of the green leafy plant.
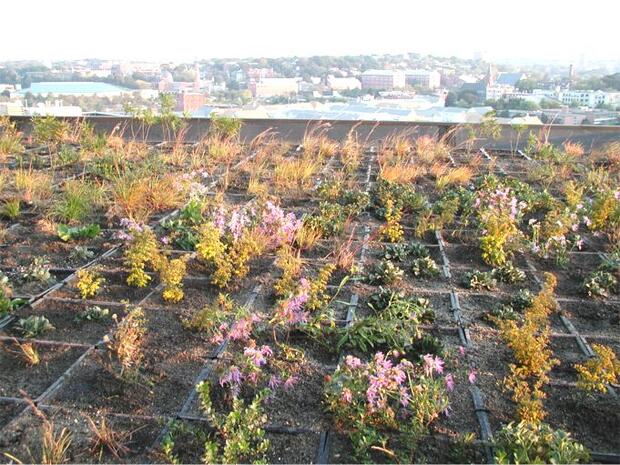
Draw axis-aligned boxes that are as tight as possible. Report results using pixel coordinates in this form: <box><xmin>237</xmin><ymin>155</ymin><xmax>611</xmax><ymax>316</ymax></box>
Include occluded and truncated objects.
<box><xmin>339</xmin><ymin>294</ymin><xmax>434</xmax><ymax>352</ymax></box>
<box><xmin>494</xmin><ymin>261</ymin><xmax>526</xmax><ymax>284</ymax></box>
<box><xmin>462</xmin><ymin>270</ymin><xmax>497</xmax><ymax>290</ymax></box>
<box><xmin>16</xmin><ymin>316</ymin><xmax>55</xmax><ymax>338</ymax></box>
<box><xmin>411</xmin><ymin>256</ymin><xmax>439</xmax><ymax>278</ymax></box>
<box><xmin>366</xmin><ymin>259</ymin><xmax>404</xmax><ymax>285</ymax></box>
<box><xmin>494</xmin><ymin>421</ymin><xmax>590</xmax><ymax>464</ymax></box>
<box><xmin>581</xmin><ymin>270</ymin><xmax>617</xmax><ymax>298</ymax></box>
<box><xmin>75</xmin><ymin>306</ymin><xmax>111</xmax><ymax>322</ymax></box>
<box><xmin>22</xmin><ymin>257</ymin><xmax>53</xmax><ymax>283</ymax></box>
<box><xmin>57</xmin><ymin>223</ymin><xmax>101</xmax><ymax>242</ymax></box>
<box><xmin>194</xmin><ymin>381</ymin><xmax>270</xmax><ymax>464</ymax></box>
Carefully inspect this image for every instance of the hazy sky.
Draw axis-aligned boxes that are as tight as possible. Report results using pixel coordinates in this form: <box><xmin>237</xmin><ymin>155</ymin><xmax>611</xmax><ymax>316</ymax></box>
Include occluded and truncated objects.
<box><xmin>3</xmin><ymin>0</ymin><xmax>619</xmax><ymax>63</ymax></box>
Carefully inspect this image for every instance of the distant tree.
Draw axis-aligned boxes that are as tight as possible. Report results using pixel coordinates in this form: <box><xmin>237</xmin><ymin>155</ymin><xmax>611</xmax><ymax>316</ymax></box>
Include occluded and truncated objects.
<box><xmin>601</xmin><ymin>73</ymin><xmax>620</xmax><ymax>91</ymax></box>
<box><xmin>445</xmin><ymin>91</ymin><xmax>457</xmax><ymax>107</ymax></box>
<box><xmin>540</xmin><ymin>99</ymin><xmax>561</xmax><ymax>109</ymax></box>
<box><xmin>516</xmin><ymin>78</ymin><xmax>537</xmax><ymax>92</ymax></box>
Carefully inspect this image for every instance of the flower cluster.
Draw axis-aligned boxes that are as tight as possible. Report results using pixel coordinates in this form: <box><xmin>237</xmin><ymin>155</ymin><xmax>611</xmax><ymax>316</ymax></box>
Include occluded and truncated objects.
<box><xmin>259</xmin><ymin>201</ymin><xmax>302</xmax><ymax>248</ymax></box>
<box><xmin>474</xmin><ymin>187</ymin><xmax>527</xmax><ymax>266</ymax></box>
<box><xmin>218</xmin><ymin>342</ymin><xmax>299</xmax><ymax>398</ymax></box>
<box><xmin>325</xmin><ymin>351</ymin><xmax>455</xmax><ymax>462</ymax></box>
<box><xmin>474</xmin><ymin>187</ymin><xmax>527</xmax><ymax>222</ymax></box>
<box><xmin>272</xmin><ymin>278</ymin><xmax>310</xmax><ymax>326</ymax></box>
<box><xmin>530</xmin><ymin>205</ymin><xmax>585</xmax><ymax>265</ymax></box>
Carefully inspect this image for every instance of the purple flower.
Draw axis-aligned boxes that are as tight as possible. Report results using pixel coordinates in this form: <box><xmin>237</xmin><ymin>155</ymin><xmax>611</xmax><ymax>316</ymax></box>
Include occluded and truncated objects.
<box><xmin>458</xmin><ymin>346</ymin><xmax>466</xmax><ymax>356</ymax></box>
<box><xmin>445</xmin><ymin>373</ymin><xmax>455</xmax><ymax>392</ymax></box>
<box><xmin>220</xmin><ymin>366</ymin><xmax>242</xmax><ymax>388</ymax></box>
<box><xmin>268</xmin><ymin>375</ymin><xmax>281</xmax><ymax>390</ymax></box>
<box><xmin>283</xmin><ymin>376</ymin><xmax>298</xmax><ymax>390</ymax></box>
<box><xmin>468</xmin><ymin>370</ymin><xmax>477</xmax><ymax>384</ymax></box>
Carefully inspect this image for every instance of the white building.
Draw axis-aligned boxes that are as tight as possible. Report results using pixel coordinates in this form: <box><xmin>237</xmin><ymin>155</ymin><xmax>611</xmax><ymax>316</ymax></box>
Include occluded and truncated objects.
<box><xmin>327</xmin><ymin>76</ymin><xmax>362</xmax><ymax>91</ymax></box>
<box><xmin>361</xmin><ymin>70</ymin><xmax>406</xmax><ymax>90</ymax></box>
<box><xmin>404</xmin><ymin>69</ymin><xmax>441</xmax><ymax>89</ymax></box>
<box><xmin>557</xmin><ymin>90</ymin><xmax>620</xmax><ymax>108</ymax></box>
<box><xmin>249</xmin><ymin>78</ymin><xmax>300</xmax><ymax>98</ymax></box>
<box><xmin>0</xmin><ymin>100</ymin><xmax>82</xmax><ymax>117</ymax></box>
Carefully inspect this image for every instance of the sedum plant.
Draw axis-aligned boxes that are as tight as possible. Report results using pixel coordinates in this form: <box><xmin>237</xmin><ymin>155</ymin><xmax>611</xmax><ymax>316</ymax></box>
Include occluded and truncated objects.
<box><xmin>575</xmin><ymin>343</ymin><xmax>620</xmax><ymax>393</ymax></box>
<box><xmin>154</xmin><ymin>254</ymin><xmax>190</xmax><ymax>303</ymax></box>
<box><xmin>366</xmin><ymin>259</ymin><xmax>404</xmax><ymax>285</ymax></box>
<box><xmin>493</xmin><ymin>261</ymin><xmax>526</xmax><ymax>284</ymax></box>
<box><xmin>75</xmin><ymin>306</ymin><xmax>110</xmax><ymax>322</ymax></box>
<box><xmin>498</xmin><ymin>273</ymin><xmax>558</xmax><ymax>424</ymax></box>
<box><xmin>462</xmin><ymin>270</ymin><xmax>497</xmax><ymax>291</ymax></box>
<box><xmin>1</xmin><ymin>273</ymin><xmax>26</xmax><ymax>318</ymax></box>
<box><xmin>411</xmin><ymin>256</ymin><xmax>439</xmax><ymax>278</ymax></box>
<box><xmin>22</xmin><ymin>257</ymin><xmax>53</xmax><ymax>283</ymax></box>
<box><xmin>121</xmin><ymin>220</ymin><xmax>159</xmax><ymax>288</ymax></box>
<box><xmin>75</xmin><ymin>269</ymin><xmax>105</xmax><ymax>299</ymax></box>
<box><xmin>494</xmin><ymin>421</ymin><xmax>590</xmax><ymax>464</ymax></box>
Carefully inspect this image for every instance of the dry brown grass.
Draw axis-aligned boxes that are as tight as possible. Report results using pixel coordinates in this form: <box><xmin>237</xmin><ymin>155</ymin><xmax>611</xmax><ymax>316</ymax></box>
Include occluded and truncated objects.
<box><xmin>415</xmin><ymin>135</ymin><xmax>450</xmax><ymax>165</ymax></box>
<box><xmin>563</xmin><ymin>141</ymin><xmax>585</xmax><ymax>158</ymax></box>
<box><xmin>274</xmin><ymin>157</ymin><xmax>319</xmax><ymax>195</ymax></box>
<box><xmin>294</xmin><ymin>223</ymin><xmax>323</xmax><ymax>251</ymax></box>
<box><xmin>302</xmin><ymin>124</ymin><xmax>337</xmax><ymax>159</ymax></box>
<box><xmin>436</xmin><ymin>166</ymin><xmax>474</xmax><ymax>190</ymax></box>
<box><xmin>86</xmin><ymin>415</ymin><xmax>133</xmax><ymax>460</ymax></box>
<box><xmin>14</xmin><ymin>168</ymin><xmax>54</xmax><ymax>205</ymax></box>
<box><xmin>1</xmin><ymin>338</ymin><xmax>40</xmax><ymax>366</ymax></box>
<box><xmin>379</xmin><ymin>164</ymin><xmax>425</xmax><ymax>183</ymax></box>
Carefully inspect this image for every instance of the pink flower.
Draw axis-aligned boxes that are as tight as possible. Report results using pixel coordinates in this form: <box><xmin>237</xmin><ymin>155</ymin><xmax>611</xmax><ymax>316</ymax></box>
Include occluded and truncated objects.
<box><xmin>423</xmin><ymin>354</ymin><xmax>444</xmax><ymax>376</ymax></box>
<box><xmin>458</xmin><ymin>346</ymin><xmax>466</xmax><ymax>356</ymax></box>
<box><xmin>341</xmin><ymin>387</ymin><xmax>353</xmax><ymax>403</ymax></box>
<box><xmin>283</xmin><ymin>376</ymin><xmax>298</xmax><ymax>390</ymax></box>
<box><xmin>244</xmin><ymin>344</ymin><xmax>272</xmax><ymax>367</ymax></box>
<box><xmin>345</xmin><ymin>355</ymin><xmax>363</xmax><ymax>369</ymax></box>
<box><xmin>445</xmin><ymin>373</ymin><xmax>455</xmax><ymax>392</ymax></box>
<box><xmin>468</xmin><ymin>370</ymin><xmax>477</xmax><ymax>384</ymax></box>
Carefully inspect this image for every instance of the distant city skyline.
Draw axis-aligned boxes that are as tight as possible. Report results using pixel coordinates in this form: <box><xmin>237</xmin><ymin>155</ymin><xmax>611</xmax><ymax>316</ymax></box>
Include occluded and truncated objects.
<box><xmin>2</xmin><ymin>0</ymin><xmax>619</xmax><ymax>64</ymax></box>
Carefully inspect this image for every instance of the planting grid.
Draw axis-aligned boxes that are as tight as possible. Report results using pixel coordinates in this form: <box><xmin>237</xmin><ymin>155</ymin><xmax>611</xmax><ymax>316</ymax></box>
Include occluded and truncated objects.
<box><xmin>0</xmin><ymin>131</ymin><xmax>619</xmax><ymax>464</ymax></box>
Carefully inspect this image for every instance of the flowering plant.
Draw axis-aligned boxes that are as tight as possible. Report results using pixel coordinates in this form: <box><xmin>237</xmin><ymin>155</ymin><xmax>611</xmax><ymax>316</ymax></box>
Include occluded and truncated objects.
<box><xmin>183</xmin><ymin>293</ymin><xmax>261</xmax><ymax>344</ymax></box>
<box><xmin>120</xmin><ymin>219</ymin><xmax>159</xmax><ymax>288</ymax></box>
<box><xmin>474</xmin><ymin>185</ymin><xmax>527</xmax><ymax>266</ymax></box>
<box><xmin>324</xmin><ymin>351</ymin><xmax>452</xmax><ymax>462</ymax></box>
<box><xmin>217</xmin><ymin>340</ymin><xmax>300</xmax><ymax>400</ymax></box>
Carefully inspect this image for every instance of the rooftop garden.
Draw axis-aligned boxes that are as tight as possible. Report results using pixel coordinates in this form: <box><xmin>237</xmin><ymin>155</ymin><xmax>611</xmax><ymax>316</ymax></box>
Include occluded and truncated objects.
<box><xmin>0</xmin><ymin>115</ymin><xmax>618</xmax><ymax>464</ymax></box>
